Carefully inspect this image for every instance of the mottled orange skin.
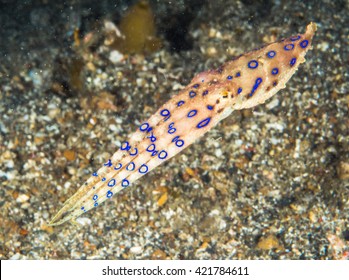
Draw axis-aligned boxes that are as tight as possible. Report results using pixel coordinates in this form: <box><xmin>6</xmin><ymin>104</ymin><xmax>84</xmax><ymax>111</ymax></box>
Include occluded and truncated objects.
<box><xmin>49</xmin><ymin>23</ymin><xmax>316</xmax><ymax>226</ymax></box>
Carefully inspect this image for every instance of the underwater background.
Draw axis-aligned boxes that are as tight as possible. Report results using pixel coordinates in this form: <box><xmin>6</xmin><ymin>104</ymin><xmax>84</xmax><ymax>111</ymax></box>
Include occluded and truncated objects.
<box><xmin>0</xmin><ymin>0</ymin><xmax>348</xmax><ymax>259</ymax></box>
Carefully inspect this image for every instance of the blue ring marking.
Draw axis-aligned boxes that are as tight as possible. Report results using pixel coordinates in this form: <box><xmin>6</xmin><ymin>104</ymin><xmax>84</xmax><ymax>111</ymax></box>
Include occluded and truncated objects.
<box><xmin>300</xmin><ymin>40</ymin><xmax>308</xmax><ymax>48</ymax></box>
<box><xmin>121</xmin><ymin>141</ymin><xmax>131</xmax><ymax>151</ymax></box>
<box><xmin>227</xmin><ymin>75</ymin><xmax>233</xmax><ymax>80</ymax></box>
<box><xmin>106</xmin><ymin>190</ymin><xmax>113</xmax><ymax>198</ymax></box>
<box><xmin>129</xmin><ymin>147</ymin><xmax>138</xmax><ymax>156</ymax></box>
<box><xmin>189</xmin><ymin>91</ymin><xmax>196</xmax><ymax>98</ymax></box>
<box><xmin>81</xmin><ymin>206</ymin><xmax>86</xmax><ymax>212</ymax></box>
<box><xmin>177</xmin><ymin>100</ymin><xmax>185</xmax><ymax>107</ymax></box>
<box><xmin>114</xmin><ymin>163</ymin><xmax>122</xmax><ymax>170</ymax></box>
<box><xmin>197</xmin><ymin>117</ymin><xmax>211</xmax><ymax>129</ymax></box>
<box><xmin>108</xmin><ymin>179</ymin><xmax>116</xmax><ymax>187</ymax></box>
<box><xmin>248</xmin><ymin>60</ymin><xmax>258</xmax><ymax>69</ymax></box>
<box><xmin>94</xmin><ymin>202</ymin><xmax>98</xmax><ymax>207</ymax></box>
<box><xmin>193</xmin><ymin>84</ymin><xmax>199</xmax><ymax>88</ymax></box>
<box><xmin>273</xmin><ymin>81</ymin><xmax>277</xmax><ymax>87</ymax></box>
<box><xmin>168</xmin><ymin>122</ymin><xmax>176</xmax><ymax>134</ymax></box>
<box><xmin>267</xmin><ymin>50</ymin><xmax>276</xmax><ymax>58</ymax></box>
<box><xmin>235</xmin><ymin>72</ymin><xmax>241</xmax><ymax>77</ymax></box>
<box><xmin>151</xmin><ymin>151</ymin><xmax>158</xmax><ymax>156</ymax></box>
<box><xmin>102</xmin><ymin>177</ymin><xmax>106</xmax><ymax>182</ymax></box>
<box><xmin>187</xmin><ymin>109</ymin><xmax>197</xmax><ymax>118</ymax></box>
<box><xmin>92</xmin><ymin>172</ymin><xmax>98</xmax><ymax>177</ymax></box>
<box><xmin>158</xmin><ymin>150</ymin><xmax>168</xmax><ymax>160</ymax></box>
<box><xmin>202</xmin><ymin>90</ymin><xmax>209</xmax><ymax>96</ymax></box>
<box><xmin>290</xmin><ymin>58</ymin><xmax>297</xmax><ymax>67</ymax></box>
<box><xmin>255</xmin><ymin>77</ymin><xmax>263</xmax><ymax>85</ymax></box>
<box><xmin>104</xmin><ymin>159</ymin><xmax>112</xmax><ymax>167</ymax></box>
<box><xmin>126</xmin><ymin>162</ymin><xmax>135</xmax><ymax>171</ymax></box>
<box><xmin>290</xmin><ymin>35</ymin><xmax>301</xmax><ymax>41</ymax></box>
<box><xmin>168</xmin><ymin>128</ymin><xmax>176</xmax><ymax>134</ymax></box>
<box><xmin>237</xmin><ymin>87</ymin><xmax>242</xmax><ymax>94</ymax></box>
<box><xmin>284</xmin><ymin>43</ymin><xmax>294</xmax><ymax>51</ymax></box>
<box><xmin>250</xmin><ymin>78</ymin><xmax>263</xmax><ymax>97</ymax></box>
<box><xmin>139</xmin><ymin>164</ymin><xmax>148</xmax><ymax>174</ymax></box>
<box><xmin>207</xmin><ymin>105</ymin><xmax>213</xmax><ymax>110</ymax></box>
<box><xmin>160</xmin><ymin>109</ymin><xmax>170</xmax><ymax>117</ymax></box>
<box><xmin>147</xmin><ymin>133</ymin><xmax>157</xmax><ymax>142</ymax></box>
<box><xmin>271</xmin><ymin>68</ymin><xmax>279</xmax><ymax>75</ymax></box>
<box><xmin>176</xmin><ymin>140</ymin><xmax>184</xmax><ymax>147</ymax></box>
<box><xmin>147</xmin><ymin>144</ymin><xmax>156</xmax><ymax>152</ymax></box>
<box><xmin>93</xmin><ymin>194</ymin><xmax>98</xmax><ymax>200</ymax></box>
<box><xmin>121</xmin><ymin>179</ymin><xmax>129</xmax><ymax>188</ymax></box>
<box><xmin>160</xmin><ymin>109</ymin><xmax>171</xmax><ymax>121</ymax></box>
<box><xmin>171</xmin><ymin>135</ymin><xmax>185</xmax><ymax>148</ymax></box>
<box><xmin>140</xmin><ymin>123</ymin><xmax>150</xmax><ymax>132</ymax></box>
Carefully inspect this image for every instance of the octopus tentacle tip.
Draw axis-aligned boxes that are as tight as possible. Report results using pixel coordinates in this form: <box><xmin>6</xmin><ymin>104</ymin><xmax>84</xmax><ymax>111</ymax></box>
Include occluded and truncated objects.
<box><xmin>307</xmin><ymin>22</ymin><xmax>317</xmax><ymax>33</ymax></box>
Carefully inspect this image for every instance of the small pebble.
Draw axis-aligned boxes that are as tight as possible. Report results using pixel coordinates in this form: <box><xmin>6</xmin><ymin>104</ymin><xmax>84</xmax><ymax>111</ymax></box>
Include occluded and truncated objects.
<box><xmin>109</xmin><ymin>50</ymin><xmax>124</xmax><ymax>63</ymax></box>
<box><xmin>76</xmin><ymin>217</ymin><xmax>92</xmax><ymax>226</ymax></box>
<box><xmin>63</xmin><ymin>150</ymin><xmax>76</xmax><ymax>161</ymax></box>
<box><xmin>151</xmin><ymin>249</ymin><xmax>167</xmax><ymax>260</ymax></box>
<box><xmin>337</xmin><ymin>162</ymin><xmax>349</xmax><ymax>179</ymax></box>
<box><xmin>130</xmin><ymin>246</ymin><xmax>143</xmax><ymax>255</ymax></box>
<box><xmin>257</xmin><ymin>235</ymin><xmax>281</xmax><ymax>250</ymax></box>
<box><xmin>157</xmin><ymin>192</ymin><xmax>168</xmax><ymax>207</ymax></box>
<box><xmin>10</xmin><ymin>253</ymin><xmax>22</xmax><ymax>260</ymax></box>
<box><xmin>16</xmin><ymin>194</ymin><xmax>29</xmax><ymax>203</ymax></box>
